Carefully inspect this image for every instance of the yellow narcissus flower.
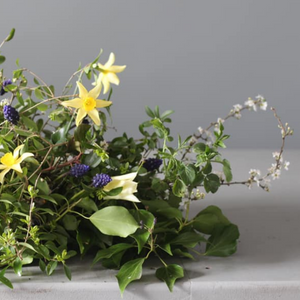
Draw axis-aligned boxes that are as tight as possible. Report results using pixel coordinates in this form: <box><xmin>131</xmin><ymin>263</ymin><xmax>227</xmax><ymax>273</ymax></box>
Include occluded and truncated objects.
<box><xmin>103</xmin><ymin>172</ymin><xmax>140</xmax><ymax>202</ymax></box>
<box><xmin>96</xmin><ymin>53</ymin><xmax>126</xmax><ymax>94</ymax></box>
<box><xmin>0</xmin><ymin>145</ymin><xmax>34</xmax><ymax>184</ymax></box>
<box><xmin>61</xmin><ymin>81</ymin><xmax>112</xmax><ymax>126</ymax></box>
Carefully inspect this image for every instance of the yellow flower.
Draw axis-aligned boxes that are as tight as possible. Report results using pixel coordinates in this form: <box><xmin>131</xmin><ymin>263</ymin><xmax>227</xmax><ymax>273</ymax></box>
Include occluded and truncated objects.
<box><xmin>61</xmin><ymin>81</ymin><xmax>112</xmax><ymax>126</ymax></box>
<box><xmin>103</xmin><ymin>172</ymin><xmax>140</xmax><ymax>202</ymax></box>
<box><xmin>96</xmin><ymin>53</ymin><xmax>126</xmax><ymax>94</ymax></box>
<box><xmin>0</xmin><ymin>145</ymin><xmax>34</xmax><ymax>184</ymax></box>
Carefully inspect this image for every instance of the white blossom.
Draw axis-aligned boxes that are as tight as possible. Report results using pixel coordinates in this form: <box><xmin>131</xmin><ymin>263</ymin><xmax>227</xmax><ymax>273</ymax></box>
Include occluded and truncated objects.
<box><xmin>271</xmin><ymin>169</ymin><xmax>281</xmax><ymax>180</ymax></box>
<box><xmin>245</xmin><ymin>98</ymin><xmax>257</xmax><ymax>111</ymax></box>
<box><xmin>283</xmin><ymin>161</ymin><xmax>290</xmax><ymax>171</ymax></box>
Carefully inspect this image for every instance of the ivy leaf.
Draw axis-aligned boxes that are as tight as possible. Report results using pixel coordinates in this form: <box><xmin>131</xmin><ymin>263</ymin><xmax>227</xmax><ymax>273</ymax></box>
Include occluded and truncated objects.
<box><xmin>90</xmin><ymin>206</ymin><xmax>139</xmax><ymax>238</ymax></box>
<box><xmin>92</xmin><ymin>243</ymin><xmax>134</xmax><ymax>265</ymax></box>
<box><xmin>193</xmin><ymin>205</ymin><xmax>231</xmax><ymax>234</ymax></box>
<box><xmin>116</xmin><ymin>258</ymin><xmax>145</xmax><ymax>295</ymax></box>
<box><xmin>205</xmin><ymin>224</ymin><xmax>240</xmax><ymax>257</ymax></box>
<box><xmin>131</xmin><ymin>210</ymin><xmax>155</xmax><ymax>253</ymax></box>
<box><xmin>155</xmin><ymin>264</ymin><xmax>184</xmax><ymax>292</ymax></box>
<box><xmin>170</xmin><ymin>232</ymin><xmax>207</xmax><ymax>248</ymax></box>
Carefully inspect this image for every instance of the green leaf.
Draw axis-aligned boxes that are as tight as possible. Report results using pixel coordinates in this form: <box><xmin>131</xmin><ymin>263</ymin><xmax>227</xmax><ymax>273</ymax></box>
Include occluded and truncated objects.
<box><xmin>0</xmin><ymin>273</ymin><xmax>13</xmax><ymax>289</ymax></box>
<box><xmin>145</xmin><ymin>106</ymin><xmax>155</xmax><ymax>118</ymax></box>
<box><xmin>170</xmin><ymin>232</ymin><xmax>207</xmax><ymax>248</ymax></box>
<box><xmin>5</xmin><ymin>28</ymin><xmax>15</xmax><ymax>42</ymax></box>
<box><xmin>116</xmin><ymin>258</ymin><xmax>145</xmax><ymax>295</ymax></box>
<box><xmin>158</xmin><ymin>243</ymin><xmax>173</xmax><ymax>256</ymax></box>
<box><xmin>179</xmin><ymin>164</ymin><xmax>196</xmax><ymax>185</ymax></box>
<box><xmin>76</xmin><ymin>197</ymin><xmax>98</xmax><ymax>212</ymax></box>
<box><xmin>193</xmin><ymin>143</ymin><xmax>206</xmax><ymax>153</ymax></box>
<box><xmin>156</xmin><ymin>207</ymin><xmax>182</xmax><ymax>220</ymax></box>
<box><xmin>204</xmin><ymin>173</ymin><xmax>220</xmax><ymax>193</ymax></box>
<box><xmin>29</xmin><ymin>175</ymin><xmax>50</xmax><ymax>195</ymax></box>
<box><xmin>13</xmin><ymin>257</ymin><xmax>22</xmax><ymax>276</ymax></box>
<box><xmin>90</xmin><ymin>206</ymin><xmax>139</xmax><ymax>238</ymax></box>
<box><xmin>104</xmin><ymin>187</ymin><xmax>123</xmax><ymax>196</ymax></box>
<box><xmin>223</xmin><ymin>159</ymin><xmax>233</xmax><ymax>182</ymax></box>
<box><xmin>155</xmin><ymin>264</ymin><xmax>184</xmax><ymax>292</ymax></box>
<box><xmin>92</xmin><ymin>243</ymin><xmax>134</xmax><ymax>265</ymax></box>
<box><xmin>172</xmin><ymin>178</ymin><xmax>186</xmax><ymax>197</ymax></box>
<box><xmin>46</xmin><ymin>261</ymin><xmax>58</xmax><ymax>276</ymax></box>
<box><xmin>22</xmin><ymin>116</ymin><xmax>38</xmax><ymax>131</ymax></box>
<box><xmin>39</xmin><ymin>259</ymin><xmax>46</xmax><ymax>272</ymax></box>
<box><xmin>205</xmin><ymin>224</ymin><xmax>240</xmax><ymax>257</ymax></box>
<box><xmin>173</xmin><ymin>248</ymin><xmax>195</xmax><ymax>260</ymax></box>
<box><xmin>83</xmin><ymin>151</ymin><xmax>102</xmax><ymax>168</ymax></box>
<box><xmin>131</xmin><ymin>210</ymin><xmax>155</xmax><ymax>253</ymax></box>
<box><xmin>63</xmin><ymin>264</ymin><xmax>72</xmax><ymax>281</ymax></box>
<box><xmin>0</xmin><ymin>56</ymin><xmax>6</xmax><ymax>65</ymax></box>
<box><xmin>34</xmin><ymin>88</ymin><xmax>44</xmax><ymax>100</ymax></box>
<box><xmin>194</xmin><ymin>205</ymin><xmax>230</xmax><ymax>234</ymax></box>
<box><xmin>62</xmin><ymin>214</ymin><xmax>78</xmax><ymax>231</ymax></box>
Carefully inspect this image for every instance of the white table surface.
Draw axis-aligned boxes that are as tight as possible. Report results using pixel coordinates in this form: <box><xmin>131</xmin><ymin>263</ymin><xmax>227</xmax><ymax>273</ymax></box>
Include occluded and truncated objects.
<box><xmin>1</xmin><ymin>150</ymin><xmax>299</xmax><ymax>300</ymax></box>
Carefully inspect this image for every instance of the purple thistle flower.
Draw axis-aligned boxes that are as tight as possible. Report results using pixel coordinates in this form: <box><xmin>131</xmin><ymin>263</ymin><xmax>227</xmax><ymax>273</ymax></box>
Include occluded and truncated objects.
<box><xmin>143</xmin><ymin>158</ymin><xmax>163</xmax><ymax>172</ymax></box>
<box><xmin>3</xmin><ymin>105</ymin><xmax>20</xmax><ymax>125</ymax></box>
<box><xmin>70</xmin><ymin>164</ymin><xmax>90</xmax><ymax>178</ymax></box>
<box><xmin>92</xmin><ymin>173</ymin><xmax>112</xmax><ymax>188</ymax></box>
<box><xmin>0</xmin><ymin>79</ymin><xmax>12</xmax><ymax>96</ymax></box>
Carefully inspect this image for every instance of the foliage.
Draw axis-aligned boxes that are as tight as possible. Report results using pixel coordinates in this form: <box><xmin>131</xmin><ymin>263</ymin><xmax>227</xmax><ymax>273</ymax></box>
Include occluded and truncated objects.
<box><xmin>0</xmin><ymin>29</ymin><xmax>292</xmax><ymax>294</ymax></box>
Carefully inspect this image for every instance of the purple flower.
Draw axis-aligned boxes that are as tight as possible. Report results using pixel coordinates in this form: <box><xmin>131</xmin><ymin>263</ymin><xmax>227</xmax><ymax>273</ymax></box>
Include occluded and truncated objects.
<box><xmin>3</xmin><ymin>105</ymin><xmax>19</xmax><ymax>125</ymax></box>
<box><xmin>143</xmin><ymin>158</ymin><xmax>163</xmax><ymax>172</ymax></box>
<box><xmin>70</xmin><ymin>164</ymin><xmax>90</xmax><ymax>177</ymax></box>
<box><xmin>0</xmin><ymin>79</ymin><xmax>12</xmax><ymax>96</ymax></box>
<box><xmin>92</xmin><ymin>173</ymin><xmax>112</xmax><ymax>188</ymax></box>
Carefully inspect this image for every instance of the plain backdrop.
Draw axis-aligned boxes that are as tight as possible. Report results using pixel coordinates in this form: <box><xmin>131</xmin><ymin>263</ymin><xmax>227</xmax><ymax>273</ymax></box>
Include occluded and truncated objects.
<box><xmin>0</xmin><ymin>0</ymin><xmax>299</xmax><ymax>150</ymax></box>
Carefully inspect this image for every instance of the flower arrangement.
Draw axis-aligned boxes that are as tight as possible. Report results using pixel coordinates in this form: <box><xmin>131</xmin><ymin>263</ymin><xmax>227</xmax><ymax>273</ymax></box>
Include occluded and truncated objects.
<box><xmin>0</xmin><ymin>29</ymin><xmax>293</xmax><ymax>294</ymax></box>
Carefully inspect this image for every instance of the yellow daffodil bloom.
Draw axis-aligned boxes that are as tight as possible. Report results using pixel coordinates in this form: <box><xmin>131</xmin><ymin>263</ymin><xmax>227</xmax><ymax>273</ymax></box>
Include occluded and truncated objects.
<box><xmin>104</xmin><ymin>172</ymin><xmax>140</xmax><ymax>202</ymax></box>
<box><xmin>96</xmin><ymin>53</ymin><xmax>126</xmax><ymax>94</ymax></box>
<box><xmin>61</xmin><ymin>81</ymin><xmax>112</xmax><ymax>126</ymax></box>
<box><xmin>0</xmin><ymin>145</ymin><xmax>34</xmax><ymax>184</ymax></box>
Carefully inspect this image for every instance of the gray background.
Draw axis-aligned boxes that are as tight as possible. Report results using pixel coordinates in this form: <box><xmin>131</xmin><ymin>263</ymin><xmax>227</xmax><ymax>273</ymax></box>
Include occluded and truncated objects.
<box><xmin>0</xmin><ymin>0</ymin><xmax>299</xmax><ymax>149</ymax></box>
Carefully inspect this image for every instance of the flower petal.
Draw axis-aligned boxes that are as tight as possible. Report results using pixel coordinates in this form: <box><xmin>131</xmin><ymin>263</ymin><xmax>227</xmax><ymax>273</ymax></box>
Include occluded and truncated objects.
<box><xmin>109</xmin><ymin>65</ymin><xmax>126</xmax><ymax>73</ymax></box>
<box><xmin>104</xmin><ymin>52</ymin><xmax>115</xmax><ymax>68</ymax></box>
<box><xmin>13</xmin><ymin>145</ymin><xmax>24</xmax><ymax>159</ymax></box>
<box><xmin>111</xmin><ymin>172</ymin><xmax>138</xmax><ymax>182</ymax></box>
<box><xmin>88</xmin><ymin>82</ymin><xmax>102</xmax><ymax>99</ymax></box>
<box><xmin>106</xmin><ymin>73</ymin><xmax>120</xmax><ymax>86</ymax></box>
<box><xmin>0</xmin><ymin>168</ymin><xmax>11</xmax><ymax>184</ymax></box>
<box><xmin>61</xmin><ymin>98</ymin><xmax>82</xmax><ymax>109</ymax></box>
<box><xmin>77</xmin><ymin>81</ymin><xmax>88</xmax><ymax>98</ymax></box>
<box><xmin>95</xmin><ymin>99</ymin><xmax>112</xmax><ymax>109</ymax></box>
<box><xmin>11</xmin><ymin>163</ymin><xmax>23</xmax><ymax>173</ymax></box>
<box><xmin>88</xmin><ymin>109</ymin><xmax>101</xmax><ymax>126</ymax></box>
<box><xmin>75</xmin><ymin>108</ymin><xmax>87</xmax><ymax>126</ymax></box>
<box><xmin>101</xmin><ymin>76</ymin><xmax>110</xmax><ymax>94</ymax></box>
<box><xmin>15</xmin><ymin>152</ymin><xmax>34</xmax><ymax>164</ymax></box>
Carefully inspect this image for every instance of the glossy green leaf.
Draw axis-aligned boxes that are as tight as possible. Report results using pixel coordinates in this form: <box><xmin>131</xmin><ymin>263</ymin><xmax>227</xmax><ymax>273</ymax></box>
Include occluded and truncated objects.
<box><xmin>205</xmin><ymin>224</ymin><xmax>239</xmax><ymax>257</ymax></box>
<box><xmin>90</xmin><ymin>206</ymin><xmax>139</xmax><ymax>238</ymax></box>
<box><xmin>0</xmin><ymin>272</ymin><xmax>13</xmax><ymax>289</ymax></box>
<box><xmin>0</xmin><ymin>56</ymin><xmax>5</xmax><ymax>65</ymax></box>
<box><xmin>116</xmin><ymin>258</ymin><xmax>145</xmax><ymax>295</ymax></box>
<box><xmin>13</xmin><ymin>257</ymin><xmax>22</xmax><ymax>276</ymax></box>
<box><xmin>170</xmin><ymin>232</ymin><xmax>207</xmax><ymax>248</ymax></box>
<box><xmin>46</xmin><ymin>261</ymin><xmax>58</xmax><ymax>276</ymax></box>
<box><xmin>131</xmin><ymin>210</ymin><xmax>155</xmax><ymax>253</ymax></box>
<box><xmin>204</xmin><ymin>173</ymin><xmax>220</xmax><ymax>193</ymax></box>
<box><xmin>5</xmin><ymin>28</ymin><xmax>15</xmax><ymax>41</ymax></box>
<box><xmin>63</xmin><ymin>264</ymin><xmax>72</xmax><ymax>281</ymax></box>
<box><xmin>155</xmin><ymin>264</ymin><xmax>184</xmax><ymax>292</ymax></box>
<box><xmin>172</xmin><ymin>178</ymin><xmax>186</xmax><ymax>197</ymax></box>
